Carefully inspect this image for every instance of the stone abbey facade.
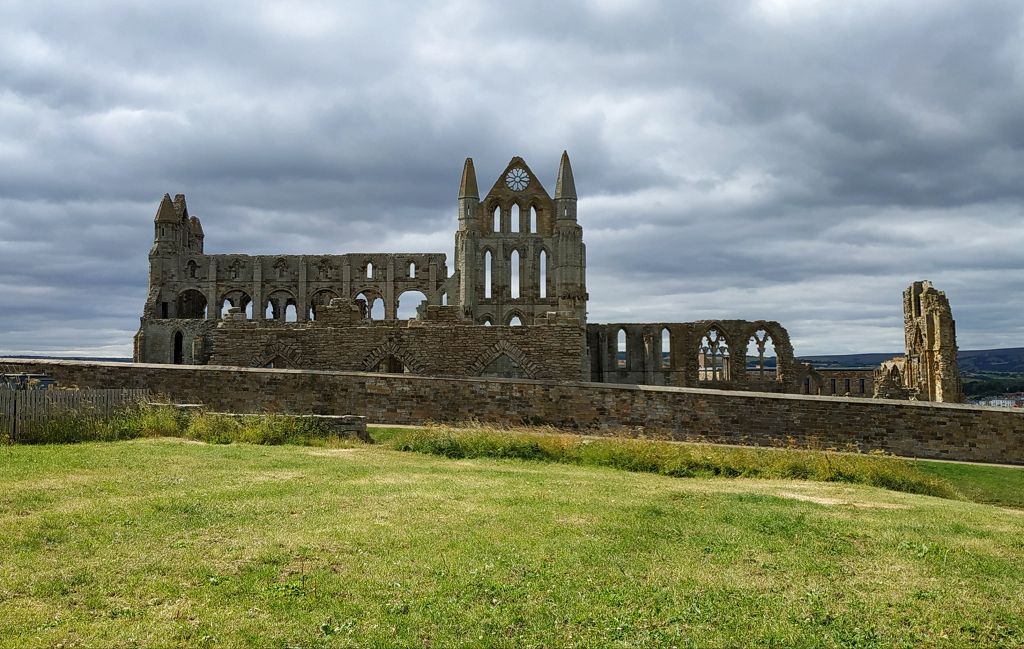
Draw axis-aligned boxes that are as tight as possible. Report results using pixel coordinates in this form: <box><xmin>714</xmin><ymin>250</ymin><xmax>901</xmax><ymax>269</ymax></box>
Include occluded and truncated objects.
<box><xmin>133</xmin><ymin>153</ymin><xmax>960</xmax><ymax>401</ymax></box>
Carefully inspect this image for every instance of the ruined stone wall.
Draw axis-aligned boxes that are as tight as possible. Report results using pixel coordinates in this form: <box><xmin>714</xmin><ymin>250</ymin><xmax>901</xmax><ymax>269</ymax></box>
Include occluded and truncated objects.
<box><xmin>140</xmin><ymin>192</ymin><xmax>455</xmax><ymax>364</ymax></box>
<box><xmin>873</xmin><ymin>281</ymin><xmax>963</xmax><ymax>403</ymax></box>
<box><xmin>4</xmin><ymin>359</ymin><xmax>1021</xmax><ymax>464</ymax></box>
<box><xmin>588</xmin><ymin>320</ymin><xmax>799</xmax><ymax>392</ymax></box>
<box><xmin>135</xmin><ymin>319</ymin><xmax>217</xmax><ymax>366</ymax></box>
<box><xmin>805</xmin><ymin>369</ymin><xmax>875</xmax><ymax>397</ymax></box>
<box><xmin>902</xmin><ymin>281</ymin><xmax>962</xmax><ymax>402</ymax></box>
<box><xmin>143</xmin><ymin>247</ymin><xmax>451</xmax><ymax>324</ymax></box>
<box><xmin>205</xmin><ymin>319</ymin><xmax>588</xmax><ymax>381</ymax></box>
<box><xmin>874</xmin><ymin>358</ymin><xmax>914</xmax><ymax>400</ymax></box>
<box><xmin>139</xmin><ymin>299</ymin><xmax>587</xmax><ymax>381</ymax></box>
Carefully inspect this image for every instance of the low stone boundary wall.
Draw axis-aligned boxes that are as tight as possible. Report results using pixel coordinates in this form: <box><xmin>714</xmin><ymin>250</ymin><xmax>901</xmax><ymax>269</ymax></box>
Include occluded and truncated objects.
<box><xmin>3</xmin><ymin>358</ymin><xmax>1023</xmax><ymax>464</ymax></box>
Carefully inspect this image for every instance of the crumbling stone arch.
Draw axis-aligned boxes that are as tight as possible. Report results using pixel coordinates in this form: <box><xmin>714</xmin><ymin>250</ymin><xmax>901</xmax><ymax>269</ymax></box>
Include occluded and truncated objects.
<box><xmin>469</xmin><ymin>340</ymin><xmax>540</xmax><ymax>379</ymax></box>
<box><xmin>219</xmin><ymin>289</ymin><xmax>252</xmax><ymax>319</ymax></box>
<box><xmin>505</xmin><ymin>309</ymin><xmax>527</xmax><ymax>326</ymax></box>
<box><xmin>176</xmin><ymin>288</ymin><xmax>208</xmax><ymax>319</ymax></box>
<box><xmin>697</xmin><ymin>324</ymin><xmax>731</xmax><ymax>381</ymax></box>
<box><xmin>265</xmin><ymin>289</ymin><xmax>297</xmax><ymax>322</ymax></box>
<box><xmin>360</xmin><ymin>341</ymin><xmax>427</xmax><ymax>375</ymax></box>
<box><xmin>315</xmin><ymin>256</ymin><xmax>334</xmax><ymax>280</ymax></box>
<box><xmin>353</xmin><ymin>288</ymin><xmax>384</xmax><ymax>320</ymax></box>
<box><xmin>396</xmin><ymin>289</ymin><xmax>428</xmax><ymax>320</ymax></box>
<box><xmin>272</xmin><ymin>256</ymin><xmax>289</xmax><ymax>280</ymax></box>
<box><xmin>741</xmin><ymin>320</ymin><xmax>794</xmax><ymax>383</ymax></box>
<box><xmin>253</xmin><ymin>341</ymin><xmax>301</xmax><ymax>369</ymax></box>
<box><xmin>308</xmin><ymin>289</ymin><xmax>340</xmax><ymax>320</ymax></box>
<box><xmin>172</xmin><ymin>330</ymin><xmax>184</xmax><ymax>364</ymax></box>
<box><xmin>745</xmin><ymin>326</ymin><xmax>780</xmax><ymax>381</ymax></box>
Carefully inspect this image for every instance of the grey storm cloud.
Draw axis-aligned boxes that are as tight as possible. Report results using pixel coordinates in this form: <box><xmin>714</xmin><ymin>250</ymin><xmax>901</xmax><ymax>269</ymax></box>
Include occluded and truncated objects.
<box><xmin>1</xmin><ymin>0</ymin><xmax>1023</xmax><ymax>356</ymax></box>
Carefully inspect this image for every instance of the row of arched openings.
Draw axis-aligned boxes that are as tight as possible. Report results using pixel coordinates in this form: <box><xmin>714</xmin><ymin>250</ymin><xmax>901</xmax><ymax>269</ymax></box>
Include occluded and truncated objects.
<box><xmin>492</xmin><ymin>204</ymin><xmax>540</xmax><ymax>234</ymax></box>
<box><xmin>478</xmin><ymin>314</ymin><xmax>523</xmax><ymax>326</ymax></box>
<box><xmin>362</xmin><ymin>261</ymin><xmax>421</xmax><ymax>280</ymax></box>
<box><xmin>187</xmin><ymin>259</ymin><xmax>427</xmax><ymax>283</ymax></box>
<box><xmin>482</xmin><ymin>249</ymin><xmax>548</xmax><ymax>299</ymax></box>
<box><xmin>613</xmin><ymin>327</ymin><xmax>779</xmax><ymax>380</ymax></box>
<box><xmin>176</xmin><ymin>288</ymin><xmax>444</xmax><ymax>322</ymax></box>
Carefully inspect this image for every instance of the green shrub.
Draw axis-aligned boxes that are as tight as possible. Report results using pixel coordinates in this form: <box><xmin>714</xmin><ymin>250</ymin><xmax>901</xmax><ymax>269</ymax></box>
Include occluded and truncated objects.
<box><xmin>131</xmin><ymin>404</ymin><xmax>186</xmax><ymax>437</ymax></box>
<box><xmin>185</xmin><ymin>412</ymin><xmax>244</xmax><ymax>444</ymax></box>
<box><xmin>235</xmin><ymin>413</ymin><xmax>331</xmax><ymax>446</ymax></box>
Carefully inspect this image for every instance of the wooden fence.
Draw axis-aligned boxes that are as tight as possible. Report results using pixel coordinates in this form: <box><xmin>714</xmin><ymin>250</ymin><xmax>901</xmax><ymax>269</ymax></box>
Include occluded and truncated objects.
<box><xmin>1</xmin><ymin>389</ymin><xmax>150</xmax><ymax>441</ymax></box>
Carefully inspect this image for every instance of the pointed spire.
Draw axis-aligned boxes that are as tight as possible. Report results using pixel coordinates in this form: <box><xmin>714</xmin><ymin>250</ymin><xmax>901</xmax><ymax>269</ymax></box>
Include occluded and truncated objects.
<box><xmin>154</xmin><ymin>193</ymin><xmax>178</xmax><ymax>222</ymax></box>
<box><xmin>555</xmin><ymin>150</ymin><xmax>576</xmax><ymax>200</ymax></box>
<box><xmin>459</xmin><ymin>157</ymin><xmax>479</xmax><ymax>199</ymax></box>
<box><xmin>190</xmin><ymin>216</ymin><xmax>204</xmax><ymax>236</ymax></box>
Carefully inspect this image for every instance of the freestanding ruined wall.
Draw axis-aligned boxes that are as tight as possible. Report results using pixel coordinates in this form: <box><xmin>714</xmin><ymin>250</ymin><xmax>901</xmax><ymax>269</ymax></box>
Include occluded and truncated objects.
<box><xmin>4</xmin><ymin>358</ymin><xmax>1022</xmax><ymax>464</ymax></box>
<box><xmin>875</xmin><ymin>281</ymin><xmax>963</xmax><ymax>403</ymax></box>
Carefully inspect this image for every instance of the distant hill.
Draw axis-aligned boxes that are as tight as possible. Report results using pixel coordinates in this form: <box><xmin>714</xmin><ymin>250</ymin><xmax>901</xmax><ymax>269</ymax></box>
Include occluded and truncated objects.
<box><xmin>957</xmin><ymin>348</ymin><xmax>1024</xmax><ymax>373</ymax></box>
<box><xmin>0</xmin><ymin>355</ymin><xmax>132</xmax><ymax>363</ymax></box>
<box><xmin>796</xmin><ymin>353</ymin><xmax>898</xmax><ymax>370</ymax></box>
<box><xmin>798</xmin><ymin>348</ymin><xmax>1024</xmax><ymax>373</ymax></box>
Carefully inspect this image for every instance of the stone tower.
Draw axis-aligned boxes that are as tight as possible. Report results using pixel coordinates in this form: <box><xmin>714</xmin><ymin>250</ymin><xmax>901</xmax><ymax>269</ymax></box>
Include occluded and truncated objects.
<box><xmin>455</xmin><ymin>152</ymin><xmax>587</xmax><ymax>325</ymax></box>
<box><xmin>902</xmin><ymin>281</ymin><xmax>962</xmax><ymax>402</ymax></box>
<box><xmin>147</xmin><ymin>193</ymin><xmax>206</xmax><ymax>319</ymax></box>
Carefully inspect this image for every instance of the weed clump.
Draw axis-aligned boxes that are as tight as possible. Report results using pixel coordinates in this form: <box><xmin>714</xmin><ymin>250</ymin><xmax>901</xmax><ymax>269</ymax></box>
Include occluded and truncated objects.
<box><xmin>15</xmin><ymin>403</ymin><xmax>184</xmax><ymax>444</ymax></box>
<box><xmin>15</xmin><ymin>404</ymin><xmax>338</xmax><ymax>447</ymax></box>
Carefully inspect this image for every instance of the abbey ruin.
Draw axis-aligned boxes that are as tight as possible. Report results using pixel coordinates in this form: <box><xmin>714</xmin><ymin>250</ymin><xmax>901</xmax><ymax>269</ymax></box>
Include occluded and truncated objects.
<box><xmin>874</xmin><ymin>281</ymin><xmax>962</xmax><ymax>402</ymax></box>
<box><xmin>134</xmin><ymin>152</ymin><xmax>961</xmax><ymax>403</ymax></box>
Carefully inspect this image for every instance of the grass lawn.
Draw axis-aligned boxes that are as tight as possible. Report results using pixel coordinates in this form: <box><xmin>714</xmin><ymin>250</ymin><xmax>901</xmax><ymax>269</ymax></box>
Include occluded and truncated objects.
<box><xmin>2</xmin><ymin>439</ymin><xmax>1023</xmax><ymax>648</ymax></box>
<box><xmin>913</xmin><ymin>459</ymin><xmax>1024</xmax><ymax>509</ymax></box>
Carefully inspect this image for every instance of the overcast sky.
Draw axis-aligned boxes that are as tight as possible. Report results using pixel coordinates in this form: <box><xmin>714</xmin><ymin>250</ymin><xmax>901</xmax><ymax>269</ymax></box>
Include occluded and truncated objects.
<box><xmin>1</xmin><ymin>0</ymin><xmax>1022</xmax><ymax>357</ymax></box>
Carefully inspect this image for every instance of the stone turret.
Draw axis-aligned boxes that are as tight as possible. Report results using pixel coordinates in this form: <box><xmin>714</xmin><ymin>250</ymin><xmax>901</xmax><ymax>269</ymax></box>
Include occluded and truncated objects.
<box><xmin>552</xmin><ymin>151</ymin><xmax>587</xmax><ymax>322</ymax></box>
<box><xmin>455</xmin><ymin>158</ymin><xmax>480</xmax><ymax>310</ymax></box>
<box><xmin>153</xmin><ymin>194</ymin><xmax>179</xmax><ymax>249</ymax></box>
<box><xmin>554</xmin><ymin>150</ymin><xmax>577</xmax><ymax>222</ymax></box>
